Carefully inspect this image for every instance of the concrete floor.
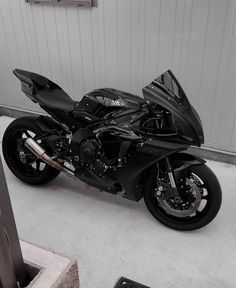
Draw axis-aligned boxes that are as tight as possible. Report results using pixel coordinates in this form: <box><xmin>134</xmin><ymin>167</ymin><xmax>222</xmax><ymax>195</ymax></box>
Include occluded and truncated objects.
<box><xmin>0</xmin><ymin>116</ymin><xmax>236</xmax><ymax>288</ymax></box>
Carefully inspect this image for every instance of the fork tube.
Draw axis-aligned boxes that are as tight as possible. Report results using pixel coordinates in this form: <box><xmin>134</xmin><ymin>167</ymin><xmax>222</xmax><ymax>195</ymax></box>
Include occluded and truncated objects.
<box><xmin>165</xmin><ymin>157</ymin><xmax>182</xmax><ymax>203</ymax></box>
<box><xmin>165</xmin><ymin>157</ymin><xmax>176</xmax><ymax>188</ymax></box>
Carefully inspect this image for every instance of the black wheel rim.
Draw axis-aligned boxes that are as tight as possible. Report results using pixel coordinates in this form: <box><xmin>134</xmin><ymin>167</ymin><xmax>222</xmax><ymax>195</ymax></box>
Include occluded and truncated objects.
<box><xmin>7</xmin><ymin>128</ymin><xmax>47</xmax><ymax>178</ymax></box>
<box><xmin>152</xmin><ymin>170</ymin><xmax>212</xmax><ymax>223</ymax></box>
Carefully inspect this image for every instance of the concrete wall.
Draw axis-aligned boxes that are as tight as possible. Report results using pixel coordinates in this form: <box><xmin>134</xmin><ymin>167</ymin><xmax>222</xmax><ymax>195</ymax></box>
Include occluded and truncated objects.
<box><xmin>0</xmin><ymin>0</ymin><xmax>236</xmax><ymax>153</ymax></box>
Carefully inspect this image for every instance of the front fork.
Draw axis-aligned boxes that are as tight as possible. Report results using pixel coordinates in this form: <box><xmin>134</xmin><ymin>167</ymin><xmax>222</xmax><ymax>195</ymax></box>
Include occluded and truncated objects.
<box><xmin>165</xmin><ymin>157</ymin><xmax>181</xmax><ymax>203</ymax></box>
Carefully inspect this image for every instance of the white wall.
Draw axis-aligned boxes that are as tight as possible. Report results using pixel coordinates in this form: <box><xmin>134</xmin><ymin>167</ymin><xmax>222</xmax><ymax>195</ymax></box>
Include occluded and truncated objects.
<box><xmin>0</xmin><ymin>0</ymin><xmax>236</xmax><ymax>153</ymax></box>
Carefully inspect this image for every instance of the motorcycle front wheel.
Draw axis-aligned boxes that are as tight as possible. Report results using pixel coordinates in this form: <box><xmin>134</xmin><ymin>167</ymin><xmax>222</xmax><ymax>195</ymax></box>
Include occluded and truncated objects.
<box><xmin>144</xmin><ymin>164</ymin><xmax>222</xmax><ymax>231</ymax></box>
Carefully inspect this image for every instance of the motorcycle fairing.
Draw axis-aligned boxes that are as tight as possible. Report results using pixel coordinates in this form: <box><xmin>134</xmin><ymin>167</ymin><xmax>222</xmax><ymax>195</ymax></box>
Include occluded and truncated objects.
<box><xmin>13</xmin><ymin>68</ymin><xmax>205</xmax><ymax>202</ymax></box>
<box><xmin>142</xmin><ymin>70</ymin><xmax>204</xmax><ymax>146</ymax></box>
<box><xmin>116</xmin><ymin>138</ymin><xmax>189</xmax><ymax>201</ymax></box>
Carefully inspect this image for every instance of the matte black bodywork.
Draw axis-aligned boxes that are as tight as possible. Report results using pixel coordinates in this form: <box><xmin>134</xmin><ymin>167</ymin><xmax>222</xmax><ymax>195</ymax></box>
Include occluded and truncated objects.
<box><xmin>142</xmin><ymin>70</ymin><xmax>204</xmax><ymax>146</ymax></box>
<box><xmin>13</xmin><ymin>69</ymin><xmax>205</xmax><ymax>202</ymax></box>
<box><xmin>116</xmin><ymin>139</ymin><xmax>190</xmax><ymax>201</ymax></box>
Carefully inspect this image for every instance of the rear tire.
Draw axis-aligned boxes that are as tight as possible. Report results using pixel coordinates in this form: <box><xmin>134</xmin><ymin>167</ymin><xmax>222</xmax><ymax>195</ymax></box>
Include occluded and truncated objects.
<box><xmin>2</xmin><ymin>116</ymin><xmax>60</xmax><ymax>185</ymax></box>
<box><xmin>144</xmin><ymin>164</ymin><xmax>222</xmax><ymax>231</ymax></box>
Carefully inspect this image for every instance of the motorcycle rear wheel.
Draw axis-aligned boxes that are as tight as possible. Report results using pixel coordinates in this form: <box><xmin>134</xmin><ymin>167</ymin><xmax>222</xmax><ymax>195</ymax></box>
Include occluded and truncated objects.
<box><xmin>144</xmin><ymin>164</ymin><xmax>222</xmax><ymax>231</ymax></box>
<box><xmin>2</xmin><ymin>116</ymin><xmax>60</xmax><ymax>185</ymax></box>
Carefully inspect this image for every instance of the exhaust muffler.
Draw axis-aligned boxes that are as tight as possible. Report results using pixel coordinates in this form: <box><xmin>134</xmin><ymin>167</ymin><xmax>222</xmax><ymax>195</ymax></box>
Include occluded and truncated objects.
<box><xmin>24</xmin><ymin>138</ymin><xmax>74</xmax><ymax>177</ymax></box>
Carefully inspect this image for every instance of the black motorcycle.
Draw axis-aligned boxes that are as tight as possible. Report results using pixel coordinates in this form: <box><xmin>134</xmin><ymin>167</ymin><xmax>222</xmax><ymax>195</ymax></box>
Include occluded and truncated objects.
<box><xmin>2</xmin><ymin>69</ymin><xmax>222</xmax><ymax>230</ymax></box>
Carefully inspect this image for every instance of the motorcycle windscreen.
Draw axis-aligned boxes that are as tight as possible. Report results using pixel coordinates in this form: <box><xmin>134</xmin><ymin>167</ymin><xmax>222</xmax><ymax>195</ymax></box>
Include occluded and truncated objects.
<box><xmin>142</xmin><ymin>70</ymin><xmax>204</xmax><ymax>146</ymax></box>
<box><xmin>143</xmin><ymin>70</ymin><xmax>191</xmax><ymax>109</ymax></box>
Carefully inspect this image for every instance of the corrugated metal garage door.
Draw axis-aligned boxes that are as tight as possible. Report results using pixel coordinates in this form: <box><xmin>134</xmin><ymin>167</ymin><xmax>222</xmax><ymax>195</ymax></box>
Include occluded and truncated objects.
<box><xmin>0</xmin><ymin>0</ymin><xmax>235</xmax><ymax>153</ymax></box>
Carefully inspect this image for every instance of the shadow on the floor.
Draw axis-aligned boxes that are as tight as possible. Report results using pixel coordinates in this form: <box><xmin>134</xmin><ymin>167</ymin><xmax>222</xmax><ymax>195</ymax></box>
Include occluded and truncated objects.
<box><xmin>3</xmin><ymin>159</ymin><xmax>217</xmax><ymax>234</ymax></box>
<box><xmin>48</xmin><ymin>176</ymin><xmax>217</xmax><ymax>234</ymax></box>
<box><xmin>36</xmin><ymin>173</ymin><xmax>148</xmax><ymax>213</ymax></box>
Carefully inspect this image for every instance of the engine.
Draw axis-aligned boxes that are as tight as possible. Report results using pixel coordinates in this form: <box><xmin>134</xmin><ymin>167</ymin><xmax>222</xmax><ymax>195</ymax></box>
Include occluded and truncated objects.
<box><xmin>71</xmin><ymin>128</ymin><xmax>112</xmax><ymax>177</ymax></box>
<box><xmin>79</xmin><ymin>139</ymin><xmax>100</xmax><ymax>164</ymax></box>
<box><xmin>71</xmin><ymin>126</ymin><xmax>138</xmax><ymax>178</ymax></box>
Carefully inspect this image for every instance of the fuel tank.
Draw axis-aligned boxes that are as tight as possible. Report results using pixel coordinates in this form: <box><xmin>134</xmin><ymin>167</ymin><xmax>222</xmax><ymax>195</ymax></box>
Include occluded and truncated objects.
<box><xmin>76</xmin><ymin>88</ymin><xmax>145</xmax><ymax>119</ymax></box>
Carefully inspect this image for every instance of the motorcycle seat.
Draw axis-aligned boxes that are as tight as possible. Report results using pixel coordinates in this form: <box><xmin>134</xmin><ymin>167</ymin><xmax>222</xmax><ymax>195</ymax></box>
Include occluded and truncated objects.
<box><xmin>13</xmin><ymin>69</ymin><xmax>76</xmax><ymax>112</ymax></box>
<box><xmin>36</xmin><ymin>88</ymin><xmax>76</xmax><ymax>112</ymax></box>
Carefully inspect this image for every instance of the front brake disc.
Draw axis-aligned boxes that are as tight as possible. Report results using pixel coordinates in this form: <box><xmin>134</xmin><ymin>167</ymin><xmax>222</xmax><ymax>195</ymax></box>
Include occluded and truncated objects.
<box><xmin>156</xmin><ymin>178</ymin><xmax>202</xmax><ymax>218</ymax></box>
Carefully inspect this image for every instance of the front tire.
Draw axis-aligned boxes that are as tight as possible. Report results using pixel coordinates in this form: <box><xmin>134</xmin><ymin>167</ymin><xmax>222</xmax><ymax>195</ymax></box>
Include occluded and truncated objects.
<box><xmin>144</xmin><ymin>164</ymin><xmax>222</xmax><ymax>231</ymax></box>
<box><xmin>2</xmin><ymin>116</ymin><xmax>60</xmax><ymax>185</ymax></box>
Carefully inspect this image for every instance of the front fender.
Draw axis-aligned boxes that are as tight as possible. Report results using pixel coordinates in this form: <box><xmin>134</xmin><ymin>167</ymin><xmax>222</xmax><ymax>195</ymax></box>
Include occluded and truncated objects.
<box><xmin>170</xmin><ymin>152</ymin><xmax>206</xmax><ymax>184</ymax></box>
